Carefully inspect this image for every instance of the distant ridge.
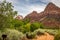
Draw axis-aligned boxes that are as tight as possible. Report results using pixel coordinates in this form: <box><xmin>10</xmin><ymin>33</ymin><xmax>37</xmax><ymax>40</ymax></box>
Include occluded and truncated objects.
<box><xmin>24</xmin><ymin>2</ymin><xmax>60</xmax><ymax>28</ymax></box>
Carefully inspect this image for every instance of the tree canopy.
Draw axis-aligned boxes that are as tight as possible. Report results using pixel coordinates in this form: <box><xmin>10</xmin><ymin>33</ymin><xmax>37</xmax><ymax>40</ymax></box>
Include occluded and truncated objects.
<box><xmin>0</xmin><ymin>0</ymin><xmax>17</xmax><ymax>30</ymax></box>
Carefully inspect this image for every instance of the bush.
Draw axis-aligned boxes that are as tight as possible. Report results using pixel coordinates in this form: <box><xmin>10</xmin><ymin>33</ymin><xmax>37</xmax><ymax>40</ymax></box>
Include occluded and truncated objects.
<box><xmin>0</xmin><ymin>31</ymin><xmax>2</xmax><ymax>40</ymax></box>
<box><xmin>36</xmin><ymin>31</ymin><xmax>44</xmax><ymax>36</ymax></box>
<box><xmin>22</xmin><ymin>23</ymin><xmax>31</xmax><ymax>33</ymax></box>
<box><xmin>54</xmin><ymin>34</ymin><xmax>60</xmax><ymax>40</ymax></box>
<box><xmin>34</xmin><ymin>29</ymin><xmax>45</xmax><ymax>36</ymax></box>
<box><xmin>30</xmin><ymin>22</ymin><xmax>44</xmax><ymax>32</ymax></box>
<box><xmin>54</xmin><ymin>31</ymin><xmax>60</xmax><ymax>40</ymax></box>
<box><xmin>26</xmin><ymin>32</ymin><xmax>36</xmax><ymax>39</ymax></box>
<box><xmin>1</xmin><ymin>29</ymin><xmax>24</xmax><ymax>40</ymax></box>
<box><xmin>34</xmin><ymin>29</ymin><xmax>58</xmax><ymax>36</ymax></box>
<box><xmin>30</xmin><ymin>22</ymin><xmax>40</xmax><ymax>32</ymax></box>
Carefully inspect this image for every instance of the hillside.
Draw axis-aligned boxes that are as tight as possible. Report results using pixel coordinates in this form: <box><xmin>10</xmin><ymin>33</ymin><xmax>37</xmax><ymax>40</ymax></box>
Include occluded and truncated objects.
<box><xmin>24</xmin><ymin>2</ymin><xmax>60</xmax><ymax>28</ymax></box>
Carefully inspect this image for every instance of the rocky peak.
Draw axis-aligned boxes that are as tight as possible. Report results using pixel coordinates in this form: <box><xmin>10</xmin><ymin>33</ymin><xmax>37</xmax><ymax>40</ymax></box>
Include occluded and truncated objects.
<box><xmin>47</xmin><ymin>2</ymin><xmax>55</xmax><ymax>6</ymax></box>
<box><xmin>44</xmin><ymin>2</ymin><xmax>60</xmax><ymax>12</ymax></box>
<box><xmin>27</xmin><ymin>11</ymin><xmax>38</xmax><ymax>16</ymax></box>
<box><xmin>30</xmin><ymin>11</ymin><xmax>37</xmax><ymax>14</ymax></box>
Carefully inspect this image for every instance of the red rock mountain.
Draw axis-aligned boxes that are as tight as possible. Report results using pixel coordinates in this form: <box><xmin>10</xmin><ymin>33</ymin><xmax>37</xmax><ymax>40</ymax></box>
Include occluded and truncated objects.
<box><xmin>45</xmin><ymin>2</ymin><xmax>60</xmax><ymax>12</ymax></box>
<box><xmin>24</xmin><ymin>2</ymin><xmax>60</xmax><ymax>28</ymax></box>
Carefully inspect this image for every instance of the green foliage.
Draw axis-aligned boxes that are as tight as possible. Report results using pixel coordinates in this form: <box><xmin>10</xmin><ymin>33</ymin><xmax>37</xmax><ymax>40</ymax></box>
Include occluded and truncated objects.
<box><xmin>54</xmin><ymin>30</ymin><xmax>60</xmax><ymax>40</ymax></box>
<box><xmin>12</xmin><ymin>19</ymin><xmax>24</xmax><ymax>29</ymax></box>
<box><xmin>0</xmin><ymin>0</ymin><xmax>17</xmax><ymax>17</ymax></box>
<box><xmin>39</xmin><ymin>23</ymin><xmax>44</xmax><ymax>28</ymax></box>
<box><xmin>23</xmin><ymin>18</ymin><xmax>30</xmax><ymax>25</ymax></box>
<box><xmin>30</xmin><ymin>22</ymin><xmax>44</xmax><ymax>32</ymax></box>
<box><xmin>17</xmin><ymin>23</ymin><xmax>31</xmax><ymax>33</ymax></box>
<box><xmin>0</xmin><ymin>29</ymin><xmax>24</xmax><ymax>40</ymax></box>
<box><xmin>30</xmin><ymin>22</ymin><xmax>39</xmax><ymax>32</ymax></box>
<box><xmin>0</xmin><ymin>31</ymin><xmax>2</xmax><ymax>40</ymax></box>
<box><xmin>22</xmin><ymin>23</ymin><xmax>31</xmax><ymax>33</ymax></box>
<box><xmin>34</xmin><ymin>29</ymin><xmax>45</xmax><ymax>36</ymax></box>
<box><xmin>26</xmin><ymin>32</ymin><xmax>36</xmax><ymax>39</ymax></box>
<box><xmin>0</xmin><ymin>14</ymin><xmax>7</xmax><ymax>30</ymax></box>
<box><xmin>54</xmin><ymin>34</ymin><xmax>60</xmax><ymax>40</ymax></box>
<box><xmin>34</xmin><ymin>29</ymin><xmax>58</xmax><ymax>36</ymax></box>
<box><xmin>35</xmin><ymin>30</ymin><xmax>44</xmax><ymax>36</ymax></box>
<box><xmin>0</xmin><ymin>0</ymin><xmax>17</xmax><ymax>30</ymax></box>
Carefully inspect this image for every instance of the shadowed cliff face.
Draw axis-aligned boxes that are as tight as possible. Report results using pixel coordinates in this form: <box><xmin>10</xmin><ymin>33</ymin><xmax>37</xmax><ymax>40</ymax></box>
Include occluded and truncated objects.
<box><xmin>24</xmin><ymin>2</ymin><xmax>60</xmax><ymax>28</ymax></box>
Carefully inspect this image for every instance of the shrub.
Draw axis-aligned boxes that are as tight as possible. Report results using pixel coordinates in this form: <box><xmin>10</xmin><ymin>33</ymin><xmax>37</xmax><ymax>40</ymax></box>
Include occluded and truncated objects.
<box><xmin>34</xmin><ymin>29</ymin><xmax>45</xmax><ymax>36</ymax></box>
<box><xmin>30</xmin><ymin>22</ymin><xmax>40</xmax><ymax>32</ymax></box>
<box><xmin>54</xmin><ymin>31</ymin><xmax>60</xmax><ymax>40</ymax></box>
<box><xmin>36</xmin><ymin>31</ymin><xmax>44</xmax><ymax>36</ymax></box>
<box><xmin>54</xmin><ymin>34</ymin><xmax>60</xmax><ymax>40</ymax></box>
<box><xmin>30</xmin><ymin>22</ymin><xmax>44</xmax><ymax>32</ymax></box>
<box><xmin>26</xmin><ymin>32</ymin><xmax>36</xmax><ymax>39</ymax></box>
<box><xmin>2</xmin><ymin>29</ymin><xmax>24</xmax><ymax>40</ymax></box>
<box><xmin>0</xmin><ymin>31</ymin><xmax>2</xmax><ymax>40</ymax></box>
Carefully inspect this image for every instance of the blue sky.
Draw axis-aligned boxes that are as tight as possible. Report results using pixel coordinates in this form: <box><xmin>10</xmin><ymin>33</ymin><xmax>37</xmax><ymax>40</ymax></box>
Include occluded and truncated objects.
<box><xmin>0</xmin><ymin>0</ymin><xmax>60</xmax><ymax>17</ymax></box>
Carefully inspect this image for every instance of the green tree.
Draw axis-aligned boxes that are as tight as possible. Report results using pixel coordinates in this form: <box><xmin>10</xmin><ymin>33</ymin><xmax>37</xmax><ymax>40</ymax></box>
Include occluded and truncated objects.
<box><xmin>39</xmin><ymin>23</ymin><xmax>44</xmax><ymax>28</ymax></box>
<box><xmin>23</xmin><ymin>23</ymin><xmax>31</xmax><ymax>33</ymax></box>
<box><xmin>12</xmin><ymin>19</ymin><xmax>24</xmax><ymax>29</ymax></box>
<box><xmin>0</xmin><ymin>14</ymin><xmax>8</xmax><ymax>30</ymax></box>
<box><xmin>30</xmin><ymin>22</ymin><xmax>40</xmax><ymax>32</ymax></box>
<box><xmin>30</xmin><ymin>22</ymin><xmax>44</xmax><ymax>32</ymax></box>
<box><xmin>23</xmin><ymin>18</ymin><xmax>30</xmax><ymax>25</ymax></box>
<box><xmin>16</xmin><ymin>23</ymin><xmax>31</xmax><ymax>33</ymax></box>
<box><xmin>0</xmin><ymin>0</ymin><xmax>17</xmax><ymax>30</ymax></box>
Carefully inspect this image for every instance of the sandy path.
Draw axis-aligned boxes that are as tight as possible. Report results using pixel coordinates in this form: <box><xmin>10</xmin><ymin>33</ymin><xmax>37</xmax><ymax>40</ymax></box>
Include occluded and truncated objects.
<box><xmin>33</xmin><ymin>33</ymin><xmax>54</xmax><ymax>40</ymax></box>
<box><xmin>22</xmin><ymin>33</ymin><xmax>54</xmax><ymax>40</ymax></box>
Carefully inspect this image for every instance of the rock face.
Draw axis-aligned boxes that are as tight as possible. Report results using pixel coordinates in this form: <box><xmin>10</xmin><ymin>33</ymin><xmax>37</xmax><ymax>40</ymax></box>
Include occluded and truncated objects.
<box><xmin>24</xmin><ymin>2</ymin><xmax>60</xmax><ymax>28</ymax></box>
<box><xmin>44</xmin><ymin>2</ymin><xmax>60</xmax><ymax>12</ymax></box>
<box><xmin>24</xmin><ymin>11</ymin><xmax>39</xmax><ymax>22</ymax></box>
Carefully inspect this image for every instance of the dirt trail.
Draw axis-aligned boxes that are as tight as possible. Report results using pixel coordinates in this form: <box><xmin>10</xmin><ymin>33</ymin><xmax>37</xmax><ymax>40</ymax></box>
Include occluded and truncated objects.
<box><xmin>22</xmin><ymin>33</ymin><xmax>54</xmax><ymax>40</ymax></box>
<box><xmin>33</xmin><ymin>33</ymin><xmax>54</xmax><ymax>40</ymax></box>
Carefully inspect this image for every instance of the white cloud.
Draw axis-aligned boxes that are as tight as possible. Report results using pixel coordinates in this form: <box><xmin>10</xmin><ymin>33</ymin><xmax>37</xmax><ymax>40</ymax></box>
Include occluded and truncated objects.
<box><xmin>6</xmin><ymin>0</ymin><xmax>19</xmax><ymax>5</ymax></box>
<box><xmin>0</xmin><ymin>0</ymin><xmax>19</xmax><ymax>5</ymax></box>
<box><xmin>0</xmin><ymin>0</ymin><xmax>3</xmax><ymax>2</ymax></box>
<box><xmin>40</xmin><ymin>0</ymin><xmax>50</xmax><ymax>3</ymax></box>
<box><xmin>51</xmin><ymin>0</ymin><xmax>60</xmax><ymax>7</ymax></box>
<box><xmin>19</xmin><ymin>5</ymin><xmax>46</xmax><ymax>17</ymax></box>
<box><xmin>15</xmin><ymin>5</ymin><xmax>46</xmax><ymax>17</ymax></box>
<box><xmin>28</xmin><ymin>5</ymin><xmax>46</xmax><ymax>13</ymax></box>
